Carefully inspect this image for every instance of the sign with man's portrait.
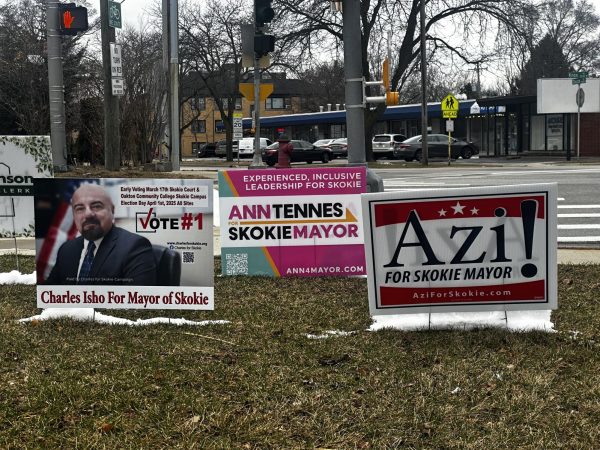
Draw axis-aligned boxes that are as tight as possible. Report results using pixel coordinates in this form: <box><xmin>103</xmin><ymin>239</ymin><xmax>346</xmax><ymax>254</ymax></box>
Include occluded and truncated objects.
<box><xmin>34</xmin><ymin>178</ymin><xmax>214</xmax><ymax>310</ymax></box>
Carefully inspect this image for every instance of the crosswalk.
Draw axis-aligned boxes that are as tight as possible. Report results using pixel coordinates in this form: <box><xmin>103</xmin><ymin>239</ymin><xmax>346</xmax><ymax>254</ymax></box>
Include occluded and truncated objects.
<box><xmin>557</xmin><ymin>201</ymin><xmax>600</xmax><ymax>244</ymax></box>
<box><xmin>382</xmin><ymin>179</ymin><xmax>600</xmax><ymax>246</ymax></box>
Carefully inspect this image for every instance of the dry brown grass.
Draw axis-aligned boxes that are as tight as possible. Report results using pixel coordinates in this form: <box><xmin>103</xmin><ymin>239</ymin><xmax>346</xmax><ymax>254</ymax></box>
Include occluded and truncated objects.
<box><xmin>1</xmin><ymin>256</ymin><xmax>600</xmax><ymax>448</ymax></box>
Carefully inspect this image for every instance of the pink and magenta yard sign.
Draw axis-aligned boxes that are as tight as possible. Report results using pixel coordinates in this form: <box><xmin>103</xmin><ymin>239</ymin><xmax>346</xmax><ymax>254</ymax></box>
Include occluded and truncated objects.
<box><xmin>219</xmin><ymin>167</ymin><xmax>366</xmax><ymax>277</ymax></box>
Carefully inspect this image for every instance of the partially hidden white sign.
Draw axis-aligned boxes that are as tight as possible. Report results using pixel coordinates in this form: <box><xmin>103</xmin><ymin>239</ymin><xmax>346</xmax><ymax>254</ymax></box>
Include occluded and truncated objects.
<box><xmin>362</xmin><ymin>184</ymin><xmax>558</xmax><ymax>314</ymax></box>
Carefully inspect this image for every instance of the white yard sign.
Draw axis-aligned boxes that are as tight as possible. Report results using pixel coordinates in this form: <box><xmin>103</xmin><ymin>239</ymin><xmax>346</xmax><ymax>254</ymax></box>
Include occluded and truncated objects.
<box><xmin>362</xmin><ymin>184</ymin><xmax>558</xmax><ymax>315</ymax></box>
<box><xmin>0</xmin><ymin>136</ymin><xmax>52</xmax><ymax>237</ymax></box>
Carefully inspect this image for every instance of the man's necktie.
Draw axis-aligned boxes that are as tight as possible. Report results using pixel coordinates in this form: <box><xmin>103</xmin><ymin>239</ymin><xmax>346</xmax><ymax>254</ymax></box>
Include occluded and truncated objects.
<box><xmin>78</xmin><ymin>241</ymin><xmax>96</xmax><ymax>284</ymax></box>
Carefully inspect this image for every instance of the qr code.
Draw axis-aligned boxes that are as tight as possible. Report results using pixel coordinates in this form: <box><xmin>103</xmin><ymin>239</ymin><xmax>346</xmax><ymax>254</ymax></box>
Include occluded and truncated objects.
<box><xmin>182</xmin><ymin>251</ymin><xmax>195</xmax><ymax>264</ymax></box>
<box><xmin>225</xmin><ymin>253</ymin><xmax>248</xmax><ymax>275</ymax></box>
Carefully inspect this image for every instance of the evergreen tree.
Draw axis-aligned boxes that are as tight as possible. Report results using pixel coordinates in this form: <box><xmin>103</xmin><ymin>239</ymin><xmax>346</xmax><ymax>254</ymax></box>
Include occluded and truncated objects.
<box><xmin>515</xmin><ymin>34</ymin><xmax>570</xmax><ymax>95</ymax></box>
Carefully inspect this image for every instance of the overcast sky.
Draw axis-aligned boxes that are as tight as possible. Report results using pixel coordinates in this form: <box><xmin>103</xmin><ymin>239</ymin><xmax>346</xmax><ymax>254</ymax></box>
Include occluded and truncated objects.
<box><xmin>120</xmin><ymin>0</ymin><xmax>600</xmax><ymax>27</ymax></box>
<box><xmin>119</xmin><ymin>0</ymin><xmax>158</xmax><ymax>28</ymax></box>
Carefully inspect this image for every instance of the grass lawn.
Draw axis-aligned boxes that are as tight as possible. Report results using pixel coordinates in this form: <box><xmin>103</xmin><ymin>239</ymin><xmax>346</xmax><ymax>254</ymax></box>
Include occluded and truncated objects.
<box><xmin>1</xmin><ymin>256</ymin><xmax>600</xmax><ymax>448</ymax></box>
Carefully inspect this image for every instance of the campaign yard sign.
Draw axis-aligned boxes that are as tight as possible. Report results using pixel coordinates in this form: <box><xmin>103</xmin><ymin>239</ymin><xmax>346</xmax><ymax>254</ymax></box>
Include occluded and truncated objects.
<box><xmin>0</xmin><ymin>136</ymin><xmax>52</xmax><ymax>238</ymax></box>
<box><xmin>219</xmin><ymin>167</ymin><xmax>366</xmax><ymax>277</ymax></box>
<box><xmin>362</xmin><ymin>184</ymin><xmax>557</xmax><ymax>314</ymax></box>
<box><xmin>34</xmin><ymin>178</ymin><xmax>214</xmax><ymax>310</ymax></box>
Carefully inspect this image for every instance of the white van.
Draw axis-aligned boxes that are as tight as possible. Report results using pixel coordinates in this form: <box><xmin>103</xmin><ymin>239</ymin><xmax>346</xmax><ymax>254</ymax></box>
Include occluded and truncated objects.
<box><xmin>237</xmin><ymin>137</ymin><xmax>273</xmax><ymax>157</ymax></box>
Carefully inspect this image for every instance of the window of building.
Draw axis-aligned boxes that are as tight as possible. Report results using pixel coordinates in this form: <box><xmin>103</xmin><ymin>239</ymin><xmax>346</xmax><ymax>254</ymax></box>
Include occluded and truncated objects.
<box><xmin>546</xmin><ymin>114</ymin><xmax>563</xmax><ymax>151</ymax></box>
<box><xmin>190</xmin><ymin>97</ymin><xmax>205</xmax><ymax>110</ymax></box>
<box><xmin>329</xmin><ymin>124</ymin><xmax>345</xmax><ymax>138</ymax></box>
<box><xmin>221</xmin><ymin>98</ymin><xmax>242</xmax><ymax>110</ymax></box>
<box><xmin>191</xmin><ymin>119</ymin><xmax>206</xmax><ymax>133</ymax></box>
<box><xmin>265</xmin><ymin>97</ymin><xmax>291</xmax><ymax>110</ymax></box>
<box><xmin>531</xmin><ymin>115</ymin><xmax>545</xmax><ymax>151</ymax></box>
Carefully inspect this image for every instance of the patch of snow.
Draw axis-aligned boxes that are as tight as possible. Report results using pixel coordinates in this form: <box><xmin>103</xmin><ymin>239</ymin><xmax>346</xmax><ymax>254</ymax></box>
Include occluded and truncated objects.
<box><xmin>305</xmin><ymin>330</ymin><xmax>357</xmax><ymax>339</ymax></box>
<box><xmin>369</xmin><ymin>310</ymin><xmax>554</xmax><ymax>332</ymax></box>
<box><xmin>0</xmin><ymin>271</ymin><xmax>36</xmax><ymax>285</ymax></box>
<box><xmin>19</xmin><ymin>308</ymin><xmax>230</xmax><ymax>327</ymax></box>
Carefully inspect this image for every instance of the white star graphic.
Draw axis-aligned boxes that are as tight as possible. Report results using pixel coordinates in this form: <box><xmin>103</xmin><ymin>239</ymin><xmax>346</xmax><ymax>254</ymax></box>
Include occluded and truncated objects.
<box><xmin>438</xmin><ymin>208</ymin><xmax>447</xmax><ymax>217</ymax></box>
<box><xmin>470</xmin><ymin>207</ymin><xmax>479</xmax><ymax>215</ymax></box>
<box><xmin>451</xmin><ymin>202</ymin><xmax>465</xmax><ymax>215</ymax></box>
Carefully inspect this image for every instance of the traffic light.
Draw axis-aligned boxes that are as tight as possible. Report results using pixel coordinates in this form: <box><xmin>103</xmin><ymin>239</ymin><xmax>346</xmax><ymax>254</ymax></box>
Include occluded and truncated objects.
<box><xmin>383</xmin><ymin>58</ymin><xmax>399</xmax><ymax>105</ymax></box>
<box><xmin>255</xmin><ymin>0</ymin><xmax>274</xmax><ymax>27</ymax></box>
<box><xmin>254</xmin><ymin>33</ymin><xmax>275</xmax><ymax>57</ymax></box>
<box><xmin>383</xmin><ymin>58</ymin><xmax>390</xmax><ymax>91</ymax></box>
<box><xmin>363</xmin><ymin>58</ymin><xmax>400</xmax><ymax>106</ymax></box>
<box><xmin>386</xmin><ymin>91</ymin><xmax>399</xmax><ymax>105</ymax></box>
<box><xmin>58</xmin><ymin>3</ymin><xmax>88</xmax><ymax>36</ymax></box>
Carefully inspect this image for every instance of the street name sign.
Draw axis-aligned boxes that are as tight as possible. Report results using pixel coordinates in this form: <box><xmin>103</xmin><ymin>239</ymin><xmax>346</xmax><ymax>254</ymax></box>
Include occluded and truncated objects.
<box><xmin>570</xmin><ymin>71</ymin><xmax>588</xmax><ymax>85</ymax></box>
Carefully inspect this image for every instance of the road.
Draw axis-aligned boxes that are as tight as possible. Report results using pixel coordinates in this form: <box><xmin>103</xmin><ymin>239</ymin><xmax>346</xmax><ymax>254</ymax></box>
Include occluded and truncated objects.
<box><xmin>374</xmin><ymin>163</ymin><xmax>600</xmax><ymax>248</ymax></box>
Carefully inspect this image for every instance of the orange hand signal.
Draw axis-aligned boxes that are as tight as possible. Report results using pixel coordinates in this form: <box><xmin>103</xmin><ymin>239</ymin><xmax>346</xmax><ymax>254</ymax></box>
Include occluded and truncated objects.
<box><xmin>63</xmin><ymin>10</ymin><xmax>74</xmax><ymax>28</ymax></box>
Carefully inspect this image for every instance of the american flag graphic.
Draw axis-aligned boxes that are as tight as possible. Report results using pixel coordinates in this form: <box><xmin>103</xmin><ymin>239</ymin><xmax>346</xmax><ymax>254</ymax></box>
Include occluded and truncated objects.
<box><xmin>374</xmin><ymin>194</ymin><xmax>546</xmax><ymax>227</ymax></box>
<box><xmin>35</xmin><ymin>179</ymin><xmax>100</xmax><ymax>283</ymax></box>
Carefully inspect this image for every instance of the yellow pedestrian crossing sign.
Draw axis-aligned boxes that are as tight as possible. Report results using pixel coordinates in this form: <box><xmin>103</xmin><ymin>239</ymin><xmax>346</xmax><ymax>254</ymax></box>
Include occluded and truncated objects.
<box><xmin>441</xmin><ymin>94</ymin><xmax>459</xmax><ymax>119</ymax></box>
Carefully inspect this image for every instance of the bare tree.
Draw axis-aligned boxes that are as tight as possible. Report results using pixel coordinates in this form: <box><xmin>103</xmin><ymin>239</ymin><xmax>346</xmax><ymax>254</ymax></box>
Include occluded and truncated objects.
<box><xmin>0</xmin><ymin>0</ymin><xmax>97</xmax><ymax>137</ymax></box>
<box><xmin>178</xmin><ymin>0</ymin><xmax>251</xmax><ymax>161</ymax></box>
<box><xmin>299</xmin><ymin>60</ymin><xmax>346</xmax><ymax>112</ymax></box>
<box><xmin>275</xmin><ymin>0</ymin><xmax>531</xmax><ymax>160</ymax></box>
<box><xmin>536</xmin><ymin>0</ymin><xmax>600</xmax><ymax>71</ymax></box>
<box><xmin>119</xmin><ymin>25</ymin><xmax>166</xmax><ymax>165</ymax></box>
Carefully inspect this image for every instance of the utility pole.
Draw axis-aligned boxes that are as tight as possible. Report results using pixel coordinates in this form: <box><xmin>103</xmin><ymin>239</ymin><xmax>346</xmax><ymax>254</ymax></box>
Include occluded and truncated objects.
<box><xmin>420</xmin><ymin>0</ymin><xmax>428</xmax><ymax>166</ymax></box>
<box><xmin>161</xmin><ymin>0</ymin><xmax>169</xmax><ymax>163</ymax></box>
<box><xmin>468</xmin><ymin>61</ymin><xmax>485</xmax><ymax>97</ymax></box>
<box><xmin>169</xmin><ymin>0</ymin><xmax>180</xmax><ymax>170</ymax></box>
<box><xmin>160</xmin><ymin>0</ymin><xmax>180</xmax><ymax>171</ymax></box>
<box><xmin>343</xmin><ymin>0</ymin><xmax>383</xmax><ymax>192</ymax></box>
<box><xmin>46</xmin><ymin>0</ymin><xmax>67</xmax><ymax>170</ymax></box>
<box><xmin>252</xmin><ymin>60</ymin><xmax>264</xmax><ymax>167</ymax></box>
<box><xmin>475</xmin><ymin>61</ymin><xmax>481</xmax><ymax>97</ymax></box>
<box><xmin>100</xmin><ymin>0</ymin><xmax>120</xmax><ymax>170</ymax></box>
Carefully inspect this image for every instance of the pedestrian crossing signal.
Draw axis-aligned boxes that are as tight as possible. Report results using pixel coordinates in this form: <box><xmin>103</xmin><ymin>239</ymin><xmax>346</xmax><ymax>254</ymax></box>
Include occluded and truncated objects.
<box><xmin>58</xmin><ymin>4</ymin><xmax>88</xmax><ymax>36</ymax></box>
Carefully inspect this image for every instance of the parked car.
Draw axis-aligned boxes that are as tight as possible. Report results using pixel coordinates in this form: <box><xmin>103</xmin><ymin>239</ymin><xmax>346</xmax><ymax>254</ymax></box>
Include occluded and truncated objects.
<box><xmin>372</xmin><ymin>133</ymin><xmax>407</xmax><ymax>158</ymax></box>
<box><xmin>237</xmin><ymin>137</ymin><xmax>273</xmax><ymax>157</ymax></box>
<box><xmin>393</xmin><ymin>134</ymin><xmax>479</xmax><ymax>161</ymax></box>
<box><xmin>312</xmin><ymin>138</ymin><xmax>336</xmax><ymax>149</ymax></box>
<box><xmin>215</xmin><ymin>139</ymin><xmax>239</xmax><ymax>157</ymax></box>
<box><xmin>195</xmin><ymin>142</ymin><xmax>216</xmax><ymax>157</ymax></box>
<box><xmin>262</xmin><ymin>140</ymin><xmax>333</xmax><ymax>166</ymax></box>
<box><xmin>329</xmin><ymin>138</ymin><xmax>348</xmax><ymax>158</ymax></box>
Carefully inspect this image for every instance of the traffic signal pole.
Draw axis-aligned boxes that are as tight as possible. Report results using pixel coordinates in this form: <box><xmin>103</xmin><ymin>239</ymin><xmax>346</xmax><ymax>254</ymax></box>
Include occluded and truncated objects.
<box><xmin>420</xmin><ymin>0</ymin><xmax>428</xmax><ymax>166</ymax></box>
<box><xmin>46</xmin><ymin>0</ymin><xmax>67</xmax><ymax>170</ymax></box>
<box><xmin>343</xmin><ymin>0</ymin><xmax>383</xmax><ymax>191</ymax></box>
<box><xmin>100</xmin><ymin>0</ymin><xmax>121</xmax><ymax>170</ymax></box>
<box><xmin>251</xmin><ymin>61</ymin><xmax>265</xmax><ymax>167</ymax></box>
<box><xmin>249</xmin><ymin>0</ymin><xmax>274</xmax><ymax>168</ymax></box>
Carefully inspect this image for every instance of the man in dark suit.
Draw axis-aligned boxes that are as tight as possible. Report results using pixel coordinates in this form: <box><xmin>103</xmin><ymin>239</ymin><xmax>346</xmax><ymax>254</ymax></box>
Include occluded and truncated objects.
<box><xmin>44</xmin><ymin>184</ymin><xmax>157</xmax><ymax>285</ymax></box>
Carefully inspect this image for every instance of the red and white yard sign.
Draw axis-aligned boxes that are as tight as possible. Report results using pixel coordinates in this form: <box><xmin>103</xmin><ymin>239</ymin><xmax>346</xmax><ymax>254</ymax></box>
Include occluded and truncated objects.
<box><xmin>362</xmin><ymin>184</ymin><xmax>557</xmax><ymax>314</ymax></box>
